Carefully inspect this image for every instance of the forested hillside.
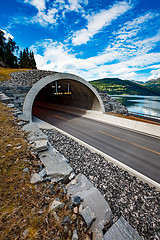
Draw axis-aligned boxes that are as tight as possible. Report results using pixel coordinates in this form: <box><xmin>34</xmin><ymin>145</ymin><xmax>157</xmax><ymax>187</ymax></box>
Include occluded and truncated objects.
<box><xmin>90</xmin><ymin>78</ymin><xmax>160</xmax><ymax>96</ymax></box>
<box><xmin>144</xmin><ymin>78</ymin><xmax>160</xmax><ymax>94</ymax></box>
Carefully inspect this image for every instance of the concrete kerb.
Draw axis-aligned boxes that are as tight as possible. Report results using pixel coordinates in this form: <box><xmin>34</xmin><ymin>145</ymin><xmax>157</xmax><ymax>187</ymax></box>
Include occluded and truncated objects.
<box><xmin>84</xmin><ymin>112</ymin><xmax>160</xmax><ymax>139</ymax></box>
<box><xmin>33</xmin><ymin>117</ymin><xmax>160</xmax><ymax>190</ymax></box>
<box><xmin>23</xmin><ymin>72</ymin><xmax>105</xmax><ymax>122</ymax></box>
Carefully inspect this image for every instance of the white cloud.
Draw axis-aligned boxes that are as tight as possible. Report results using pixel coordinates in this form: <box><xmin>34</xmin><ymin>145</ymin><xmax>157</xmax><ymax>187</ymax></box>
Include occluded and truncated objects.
<box><xmin>72</xmin><ymin>1</ymin><xmax>132</xmax><ymax>45</ymax></box>
<box><xmin>67</xmin><ymin>0</ymin><xmax>88</xmax><ymax>12</ymax></box>
<box><xmin>31</xmin><ymin>39</ymin><xmax>160</xmax><ymax>82</ymax></box>
<box><xmin>23</xmin><ymin>0</ymin><xmax>88</xmax><ymax>26</ymax></box>
<box><xmin>33</xmin><ymin>7</ymin><xmax>58</xmax><ymax>26</ymax></box>
<box><xmin>115</xmin><ymin>12</ymin><xmax>157</xmax><ymax>41</ymax></box>
<box><xmin>147</xmin><ymin>64</ymin><xmax>160</xmax><ymax>69</ymax></box>
<box><xmin>147</xmin><ymin>69</ymin><xmax>160</xmax><ymax>80</ymax></box>
<box><xmin>117</xmin><ymin>72</ymin><xmax>137</xmax><ymax>80</ymax></box>
<box><xmin>24</xmin><ymin>0</ymin><xmax>46</xmax><ymax>11</ymax></box>
<box><xmin>132</xmin><ymin>32</ymin><xmax>160</xmax><ymax>54</ymax></box>
<box><xmin>124</xmin><ymin>53</ymin><xmax>160</xmax><ymax>68</ymax></box>
<box><xmin>1</xmin><ymin>29</ymin><xmax>14</xmax><ymax>39</ymax></box>
<box><xmin>31</xmin><ymin>40</ymin><xmax>100</xmax><ymax>80</ymax></box>
<box><xmin>24</xmin><ymin>0</ymin><xmax>59</xmax><ymax>26</ymax></box>
<box><xmin>106</xmin><ymin>12</ymin><xmax>160</xmax><ymax>61</ymax></box>
<box><xmin>114</xmin><ymin>67</ymin><xmax>133</xmax><ymax>75</ymax></box>
<box><xmin>29</xmin><ymin>3</ymin><xmax>160</xmax><ymax>83</ymax></box>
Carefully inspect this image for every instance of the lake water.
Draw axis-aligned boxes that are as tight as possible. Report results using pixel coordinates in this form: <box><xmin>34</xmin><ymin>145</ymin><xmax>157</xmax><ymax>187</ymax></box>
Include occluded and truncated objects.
<box><xmin>110</xmin><ymin>95</ymin><xmax>160</xmax><ymax>118</ymax></box>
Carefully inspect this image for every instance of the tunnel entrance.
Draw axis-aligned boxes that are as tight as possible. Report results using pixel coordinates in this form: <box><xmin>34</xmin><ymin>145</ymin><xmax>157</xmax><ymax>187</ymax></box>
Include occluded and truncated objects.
<box><xmin>33</xmin><ymin>79</ymin><xmax>99</xmax><ymax>110</ymax></box>
<box><xmin>23</xmin><ymin>73</ymin><xmax>105</xmax><ymax>122</ymax></box>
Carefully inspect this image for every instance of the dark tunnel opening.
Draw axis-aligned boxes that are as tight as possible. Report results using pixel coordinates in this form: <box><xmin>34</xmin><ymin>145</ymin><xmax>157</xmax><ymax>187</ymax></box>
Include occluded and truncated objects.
<box><xmin>32</xmin><ymin>79</ymin><xmax>101</xmax><ymax>113</ymax></box>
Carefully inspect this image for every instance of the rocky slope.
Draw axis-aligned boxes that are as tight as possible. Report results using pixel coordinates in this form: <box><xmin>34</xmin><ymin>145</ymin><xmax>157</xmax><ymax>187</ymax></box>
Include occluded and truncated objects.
<box><xmin>43</xmin><ymin>128</ymin><xmax>160</xmax><ymax>240</ymax></box>
<box><xmin>99</xmin><ymin>92</ymin><xmax>128</xmax><ymax>114</ymax></box>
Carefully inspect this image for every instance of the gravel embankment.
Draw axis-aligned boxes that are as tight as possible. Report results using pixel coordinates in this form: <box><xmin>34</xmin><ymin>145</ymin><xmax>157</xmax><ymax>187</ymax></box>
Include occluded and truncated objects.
<box><xmin>99</xmin><ymin>92</ymin><xmax>128</xmax><ymax>114</ymax></box>
<box><xmin>0</xmin><ymin>70</ymin><xmax>56</xmax><ymax>87</ymax></box>
<box><xmin>42</xmin><ymin>129</ymin><xmax>160</xmax><ymax>240</ymax></box>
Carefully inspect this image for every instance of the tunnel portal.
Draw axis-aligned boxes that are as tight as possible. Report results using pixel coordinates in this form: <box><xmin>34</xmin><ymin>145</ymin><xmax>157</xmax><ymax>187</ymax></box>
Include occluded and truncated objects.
<box><xmin>23</xmin><ymin>73</ymin><xmax>105</xmax><ymax>121</ymax></box>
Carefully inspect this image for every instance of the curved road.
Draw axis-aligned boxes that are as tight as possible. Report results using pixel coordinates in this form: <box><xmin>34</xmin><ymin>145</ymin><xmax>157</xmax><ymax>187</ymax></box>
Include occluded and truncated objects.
<box><xmin>33</xmin><ymin>105</ymin><xmax>160</xmax><ymax>183</ymax></box>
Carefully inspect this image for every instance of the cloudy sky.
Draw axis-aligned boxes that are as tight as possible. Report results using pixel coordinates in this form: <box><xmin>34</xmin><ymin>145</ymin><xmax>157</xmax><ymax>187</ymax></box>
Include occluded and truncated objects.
<box><xmin>1</xmin><ymin>0</ymin><xmax>160</xmax><ymax>82</ymax></box>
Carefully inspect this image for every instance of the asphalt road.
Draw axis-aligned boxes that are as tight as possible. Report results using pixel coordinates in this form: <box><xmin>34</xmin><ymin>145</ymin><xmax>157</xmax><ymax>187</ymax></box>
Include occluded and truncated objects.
<box><xmin>33</xmin><ymin>105</ymin><xmax>160</xmax><ymax>183</ymax></box>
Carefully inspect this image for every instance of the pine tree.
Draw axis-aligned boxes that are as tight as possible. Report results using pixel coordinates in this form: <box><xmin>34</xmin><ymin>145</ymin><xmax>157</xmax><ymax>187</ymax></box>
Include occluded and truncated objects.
<box><xmin>0</xmin><ymin>30</ymin><xmax>5</xmax><ymax>62</ymax></box>
<box><xmin>0</xmin><ymin>30</ymin><xmax>37</xmax><ymax>69</ymax></box>
<box><xmin>19</xmin><ymin>48</ymin><xmax>37</xmax><ymax>69</ymax></box>
<box><xmin>0</xmin><ymin>31</ymin><xmax>19</xmax><ymax>68</ymax></box>
<box><xmin>29</xmin><ymin>51</ymin><xmax>37</xmax><ymax>69</ymax></box>
<box><xmin>19</xmin><ymin>50</ymin><xmax>23</xmax><ymax>67</ymax></box>
<box><xmin>4</xmin><ymin>38</ymin><xmax>19</xmax><ymax>68</ymax></box>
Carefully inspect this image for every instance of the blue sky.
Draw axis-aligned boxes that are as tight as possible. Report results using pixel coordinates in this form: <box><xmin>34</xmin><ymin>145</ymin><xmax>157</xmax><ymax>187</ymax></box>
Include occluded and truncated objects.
<box><xmin>1</xmin><ymin>0</ymin><xmax>160</xmax><ymax>82</ymax></box>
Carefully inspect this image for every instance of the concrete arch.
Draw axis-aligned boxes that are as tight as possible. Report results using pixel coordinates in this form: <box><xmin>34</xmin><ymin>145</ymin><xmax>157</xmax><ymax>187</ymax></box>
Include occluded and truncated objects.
<box><xmin>23</xmin><ymin>72</ymin><xmax>105</xmax><ymax>121</ymax></box>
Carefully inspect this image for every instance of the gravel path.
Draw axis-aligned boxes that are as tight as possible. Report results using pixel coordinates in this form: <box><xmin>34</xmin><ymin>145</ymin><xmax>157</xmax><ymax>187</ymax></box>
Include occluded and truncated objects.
<box><xmin>42</xmin><ymin>129</ymin><xmax>160</xmax><ymax>240</ymax></box>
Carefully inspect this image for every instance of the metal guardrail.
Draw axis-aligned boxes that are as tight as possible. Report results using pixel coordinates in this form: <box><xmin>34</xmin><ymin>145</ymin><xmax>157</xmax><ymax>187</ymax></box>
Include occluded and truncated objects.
<box><xmin>129</xmin><ymin>111</ymin><xmax>160</xmax><ymax>121</ymax></box>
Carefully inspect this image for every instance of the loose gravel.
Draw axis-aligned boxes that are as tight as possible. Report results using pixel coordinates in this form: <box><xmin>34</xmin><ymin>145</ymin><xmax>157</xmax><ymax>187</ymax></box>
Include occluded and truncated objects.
<box><xmin>99</xmin><ymin>92</ymin><xmax>128</xmax><ymax>115</ymax></box>
<box><xmin>42</xmin><ymin>128</ymin><xmax>160</xmax><ymax>240</ymax></box>
<box><xmin>0</xmin><ymin>70</ymin><xmax>56</xmax><ymax>87</ymax></box>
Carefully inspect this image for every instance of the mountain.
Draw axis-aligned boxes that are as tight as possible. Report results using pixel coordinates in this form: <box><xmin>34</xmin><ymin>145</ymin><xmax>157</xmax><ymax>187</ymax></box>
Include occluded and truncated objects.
<box><xmin>130</xmin><ymin>80</ymin><xmax>145</xmax><ymax>84</ymax></box>
<box><xmin>144</xmin><ymin>78</ymin><xmax>160</xmax><ymax>94</ymax></box>
<box><xmin>89</xmin><ymin>78</ymin><xmax>160</xmax><ymax>96</ymax></box>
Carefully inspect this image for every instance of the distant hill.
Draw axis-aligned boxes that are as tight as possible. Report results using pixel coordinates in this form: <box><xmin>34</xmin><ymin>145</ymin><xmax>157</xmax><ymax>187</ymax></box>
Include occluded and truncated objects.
<box><xmin>130</xmin><ymin>80</ymin><xmax>145</xmax><ymax>84</ymax></box>
<box><xmin>89</xmin><ymin>78</ymin><xmax>160</xmax><ymax>96</ymax></box>
<box><xmin>144</xmin><ymin>78</ymin><xmax>160</xmax><ymax>94</ymax></box>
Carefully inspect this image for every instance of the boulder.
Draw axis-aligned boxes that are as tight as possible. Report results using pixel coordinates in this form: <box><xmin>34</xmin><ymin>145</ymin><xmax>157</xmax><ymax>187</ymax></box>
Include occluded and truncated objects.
<box><xmin>23</xmin><ymin>122</ymin><xmax>49</xmax><ymax>152</ymax></box>
<box><xmin>22</xmin><ymin>122</ymin><xmax>48</xmax><ymax>141</ymax></box>
<box><xmin>77</xmin><ymin>187</ymin><xmax>112</xmax><ymax>231</ymax></box>
<box><xmin>38</xmin><ymin>144</ymin><xmax>72</xmax><ymax>182</ymax></box>
<box><xmin>66</xmin><ymin>174</ymin><xmax>93</xmax><ymax>195</ymax></box>
<box><xmin>31</xmin><ymin>139</ymin><xmax>48</xmax><ymax>152</ymax></box>
<box><xmin>39</xmin><ymin>144</ymin><xmax>68</xmax><ymax>163</ymax></box>
<box><xmin>99</xmin><ymin>93</ymin><xmax>128</xmax><ymax>115</ymax></box>
<box><xmin>49</xmin><ymin>200</ymin><xmax>65</xmax><ymax>211</ymax></box>
<box><xmin>39</xmin><ymin>152</ymin><xmax>72</xmax><ymax>182</ymax></box>
<box><xmin>30</xmin><ymin>173</ymin><xmax>43</xmax><ymax>184</ymax></box>
<box><xmin>80</xmin><ymin>206</ymin><xmax>96</xmax><ymax>227</ymax></box>
<box><xmin>66</xmin><ymin>174</ymin><xmax>112</xmax><ymax>232</ymax></box>
<box><xmin>38</xmin><ymin>168</ymin><xmax>46</xmax><ymax>178</ymax></box>
<box><xmin>0</xmin><ymin>93</ymin><xmax>11</xmax><ymax>104</ymax></box>
<box><xmin>104</xmin><ymin>216</ymin><xmax>142</xmax><ymax>240</ymax></box>
<box><xmin>72</xmin><ymin>229</ymin><xmax>79</xmax><ymax>240</ymax></box>
<box><xmin>7</xmin><ymin>103</ymin><xmax>15</xmax><ymax>108</ymax></box>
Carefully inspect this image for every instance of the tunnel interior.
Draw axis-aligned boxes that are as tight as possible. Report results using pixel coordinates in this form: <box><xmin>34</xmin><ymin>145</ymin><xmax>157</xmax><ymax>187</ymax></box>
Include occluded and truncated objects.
<box><xmin>32</xmin><ymin>79</ymin><xmax>101</xmax><ymax>112</ymax></box>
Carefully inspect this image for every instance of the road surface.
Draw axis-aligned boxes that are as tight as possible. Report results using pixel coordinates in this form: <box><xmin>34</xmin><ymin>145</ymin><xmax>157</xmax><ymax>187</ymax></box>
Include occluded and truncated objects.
<box><xmin>33</xmin><ymin>105</ymin><xmax>160</xmax><ymax>183</ymax></box>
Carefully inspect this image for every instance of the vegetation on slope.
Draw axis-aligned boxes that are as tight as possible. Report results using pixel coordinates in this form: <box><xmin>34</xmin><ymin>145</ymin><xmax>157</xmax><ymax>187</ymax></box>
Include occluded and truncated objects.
<box><xmin>0</xmin><ymin>102</ymin><xmax>89</xmax><ymax>239</ymax></box>
<box><xmin>90</xmin><ymin>78</ymin><xmax>160</xmax><ymax>96</ymax></box>
<box><xmin>144</xmin><ymin>77</ymin><xmax>160</xmax><ymax>94</ymax></box>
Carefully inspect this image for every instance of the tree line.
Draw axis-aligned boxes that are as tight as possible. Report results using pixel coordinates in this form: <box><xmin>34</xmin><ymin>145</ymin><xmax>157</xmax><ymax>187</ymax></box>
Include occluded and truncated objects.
<box><xmin>0</xmin><ymin>30</ymin><xmax>37</xmax><ymax>69</ymax></box>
